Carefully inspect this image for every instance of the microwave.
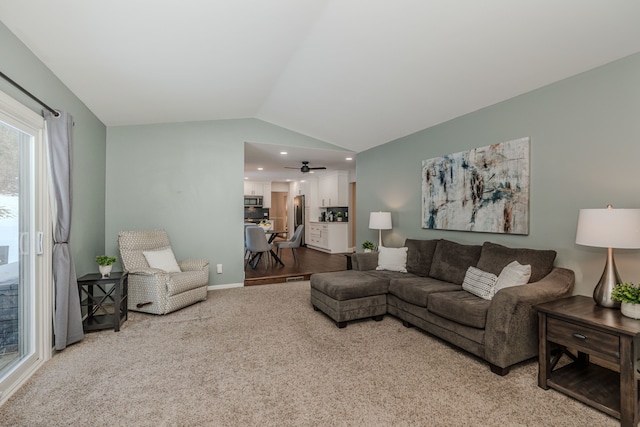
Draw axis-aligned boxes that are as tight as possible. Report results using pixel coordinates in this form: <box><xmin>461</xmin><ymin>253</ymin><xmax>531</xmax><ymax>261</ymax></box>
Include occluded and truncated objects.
<box><xmin>244</xmin><ymin>195</ymin><xmax>263</xmax><ymax>207</ymax></box>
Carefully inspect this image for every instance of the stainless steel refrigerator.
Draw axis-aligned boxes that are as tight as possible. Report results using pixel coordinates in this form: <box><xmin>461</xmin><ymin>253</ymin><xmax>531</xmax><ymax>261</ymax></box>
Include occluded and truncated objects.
<box><xmin>294</xmin><ymin>195</ymin><xmax>305</xmax><ymax>246</ymax></box>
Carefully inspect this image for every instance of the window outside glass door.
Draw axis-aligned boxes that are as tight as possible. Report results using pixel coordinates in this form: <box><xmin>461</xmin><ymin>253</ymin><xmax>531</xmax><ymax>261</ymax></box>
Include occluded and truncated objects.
<box><xmin>0</xmin><ymin>121</ymin><xmax>28</xmax><ymax>375</ymax></box>
<box><xmin>0</xmin><ymin>91</ymin><xmax>51</xmax><ymax>404</ymax></box>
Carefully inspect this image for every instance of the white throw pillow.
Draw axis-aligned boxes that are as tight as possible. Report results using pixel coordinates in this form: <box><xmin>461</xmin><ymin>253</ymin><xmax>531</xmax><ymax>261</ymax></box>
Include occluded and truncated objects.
<box><xmin>495</xmin><ymin>261</ymin><xmax>532</xmax><ymax>292</ymax></box>
<box><xmin>143</xmin><ymin>248</ymin><xmax>182</xmax><ymax>273</ymax></box>
<box><xmin>462</xmin><ymin>266</ymin><xmax>498</xmax><ymax>300</ymax></box>
<box><xmin>376</xmin><ymin>246</ymin><xmax>408</xmax><ymax>273</ymax></box>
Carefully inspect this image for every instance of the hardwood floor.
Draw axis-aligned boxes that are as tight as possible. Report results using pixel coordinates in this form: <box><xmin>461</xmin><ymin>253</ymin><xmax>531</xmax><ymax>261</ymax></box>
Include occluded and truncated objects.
<box><xmin>244</xmin><ymin>244</ymin><xmax>349</xmax><ymax>286</ymax></box>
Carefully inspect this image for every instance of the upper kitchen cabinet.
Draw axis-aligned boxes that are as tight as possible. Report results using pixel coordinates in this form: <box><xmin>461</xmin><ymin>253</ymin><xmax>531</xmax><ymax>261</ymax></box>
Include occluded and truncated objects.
<box><xmin>318</xmin><ymin>171</ymin><xmax>348</xmax><ymax>207</ymax></box>
<box><xmin>244</xmin><ymin>181</ymin><xmax>263</xmax><ymax>196</ymax></box>
<box><xmin>262</xmin><ymin>182</ymin><xmax>271</xmax><ymax>208</ymax></box>
<box><xmin>291</xmin><ymin>179</ymin><xmax>305</xmax><ymax>197</ymax></box>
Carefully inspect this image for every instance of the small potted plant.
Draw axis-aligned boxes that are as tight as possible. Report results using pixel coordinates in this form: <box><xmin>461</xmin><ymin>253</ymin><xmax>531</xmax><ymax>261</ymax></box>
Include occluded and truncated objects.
<box><xmin>362</xmin><ymin>240</ymin><xmax>375</xmax><ymax>253</ymax></box>
<box><xmin>335</xmin><ymin>212</ymin><xmax>343</xmax><ymax>222</ymax></box>
<box><xmin>611</xmin><ymin>282</ymin><xmax>640</xmax><ymax>319</ymax></box>
<box><xmin>96</xmin><ymin>255</ymin><xmax>117</xmax><ymax>278</ymax></box>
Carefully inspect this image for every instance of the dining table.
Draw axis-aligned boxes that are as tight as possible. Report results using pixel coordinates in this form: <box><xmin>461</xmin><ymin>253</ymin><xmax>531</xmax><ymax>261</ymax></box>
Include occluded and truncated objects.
<box><xmin>264</xmin><ymin>229</ymin><xmax>287</xmax><ymax>266</ymax></box>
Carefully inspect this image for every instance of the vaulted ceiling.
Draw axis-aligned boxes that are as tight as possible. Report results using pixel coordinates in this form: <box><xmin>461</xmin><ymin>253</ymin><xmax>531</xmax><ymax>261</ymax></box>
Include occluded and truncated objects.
<box><xmin>1</xmin><ymin>1</ymin><xmax>639</xmax><ymax>154</ymax></box>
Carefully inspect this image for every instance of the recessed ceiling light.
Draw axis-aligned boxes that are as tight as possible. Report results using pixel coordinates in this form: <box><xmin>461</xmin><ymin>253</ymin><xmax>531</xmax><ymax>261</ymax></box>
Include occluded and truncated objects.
<box><xmin>244</xmin><ymin>177</ymin><xmax>248</xmax><ymax>180</ymax></box>
<box><xmin>286</xmin><ymin>179</ymin><xmax>291</xmax><ymax>182</ymax></box>
<box><xmin>346</xmin><ymin>157</ymin><xmax>353</xmax><ymax>161</ymax></box>
<box><xmin>280</xmin><ymin>151</ymin><xmax>288</xmax><ymax>155</ymax></box>
<box><xmin>257</xmin><ymin>167</ymin><xmax>263</xmax><ymax>171</ymax></box>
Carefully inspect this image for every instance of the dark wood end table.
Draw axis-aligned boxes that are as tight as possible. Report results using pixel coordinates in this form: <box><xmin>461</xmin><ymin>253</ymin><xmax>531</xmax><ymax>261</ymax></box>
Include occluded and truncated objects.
<box><xmin>535</xmin><ymin>295</ymin><xmax>640</xmax><ymax>427</ymax></box>
<box><xmin>77</xmin><ymin>272</ymin><xmax>128</xmax><ymax>332</ymax></box>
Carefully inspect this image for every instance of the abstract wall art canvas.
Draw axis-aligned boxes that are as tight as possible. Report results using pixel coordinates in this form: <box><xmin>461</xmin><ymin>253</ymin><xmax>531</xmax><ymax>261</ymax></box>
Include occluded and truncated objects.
<box><xmin>421</xmin><ymin>137</ymin><xmax>530</xmax><ymax>234</ymax></box>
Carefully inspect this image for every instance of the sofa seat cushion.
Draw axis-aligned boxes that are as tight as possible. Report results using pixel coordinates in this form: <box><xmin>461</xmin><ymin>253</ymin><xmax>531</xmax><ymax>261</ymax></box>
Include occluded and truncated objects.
<box><xmin>476</xmin><ymin>242</ymin><xmax>556</xmax><ymax>283</ymax></box>
<box><xmin>310</xmin><ymin>271</ymin><xmax>389</xmax><ymax>301</ymax></box>
<box><xmin>388</xmin><ymin>276</ymin><xmax>461</xmax><ymax>308</ymax></box>
<box><xmin>427</xmin><ymin>291</ymin><xmax>491</xmax><ymax>329</ymax></box>
<box><xmin>429</xmin><ymin>240</ymin><xmax>483</xmax><ymax>285</ymax></box>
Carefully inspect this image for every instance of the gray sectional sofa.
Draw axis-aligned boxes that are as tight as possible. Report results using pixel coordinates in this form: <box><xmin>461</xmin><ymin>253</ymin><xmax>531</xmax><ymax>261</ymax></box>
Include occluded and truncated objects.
<box><xmin>310</xmin><ymin>239</ymin><xmax>575</xmax><ymax>375</ymax></box>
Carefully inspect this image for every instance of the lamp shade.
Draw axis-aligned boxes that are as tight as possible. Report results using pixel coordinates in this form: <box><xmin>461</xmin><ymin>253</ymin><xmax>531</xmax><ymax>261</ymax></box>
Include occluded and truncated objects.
<box><xmin>576</xmin><ymin>207</ymin><xmax>640</xmax><ymax>249</ymax></box>
<box><xmin>369</xmin><ymin>212</ymin><xmax>392</xmax><ymax>230</ymax></box>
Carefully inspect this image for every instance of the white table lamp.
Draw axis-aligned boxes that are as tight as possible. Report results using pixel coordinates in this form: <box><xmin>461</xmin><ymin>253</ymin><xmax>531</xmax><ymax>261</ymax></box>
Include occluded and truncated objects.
<box><xmin>369</xmin><ymin>211</ymin><xmax>392</xmax><ymax>249</ymax></box>
<box><xmin>575</xmin><ymin>205</ymin><xmax>640</xmax><ymax>307</ymax></box>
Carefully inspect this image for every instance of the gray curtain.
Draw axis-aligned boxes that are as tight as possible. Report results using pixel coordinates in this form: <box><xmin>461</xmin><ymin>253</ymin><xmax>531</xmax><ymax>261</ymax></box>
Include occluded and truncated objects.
<box><xmin>45</xmin><ymin>110</ymin><xmax>84</xmax><ymax>350</ymax></box>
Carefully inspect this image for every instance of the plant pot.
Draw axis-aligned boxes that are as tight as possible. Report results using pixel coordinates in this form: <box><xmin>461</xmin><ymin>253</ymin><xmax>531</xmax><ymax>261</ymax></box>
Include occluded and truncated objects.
<box><xmin>364</xmin><ymin>249</ymin><xmax>372</xmax><ymax>253</ymax></box>
<box><xmin>620</xmin><ymin>302</ymin><xmax>640</xmax><ymax>319</ymax></box>
<box><xmin>99</xmin><ymin>264</ymin><xmax>113</xmax><ymax>278</ymax></box>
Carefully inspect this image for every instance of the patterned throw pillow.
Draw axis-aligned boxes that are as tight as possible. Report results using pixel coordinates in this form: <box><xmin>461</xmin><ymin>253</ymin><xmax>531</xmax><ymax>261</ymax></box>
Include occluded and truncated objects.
<box><xmin>462</xmin><ymin>266</ymin><xmax>498</xmax><ymax>300</ymax></box>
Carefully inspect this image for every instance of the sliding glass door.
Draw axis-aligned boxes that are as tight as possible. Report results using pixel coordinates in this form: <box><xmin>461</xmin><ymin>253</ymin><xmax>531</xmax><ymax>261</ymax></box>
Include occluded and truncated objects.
<box><xmin>0</xmin><ymin>91</ymin><xmax>51</xmax><ymax>403</ymax></box>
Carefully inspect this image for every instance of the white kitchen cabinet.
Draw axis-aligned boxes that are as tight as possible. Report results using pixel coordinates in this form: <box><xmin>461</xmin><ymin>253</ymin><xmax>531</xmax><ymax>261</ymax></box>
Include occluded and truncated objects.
<box><xmin>308</xmin><ymin>222</ymin><xmax>328</xmax><ymax>250</ymax></box>
<box><xmin>244</xmin><ymin>181</ymin><xmax>263</xmax><ymax>196</ymax></box>
<box><xmin>318</xmin><ymin>171</ymin><xmax>348</xmax><ymax>207</ymax></box>
<box><xmin>307</xmin><ymin>222</ymin><xmax>349</xmax><ymax>253</ymax></box>
<box><xmin>291</xmin><ymin>180</ymin><xmax>305</xmax><ymax>196</ymax></box>
<box><xmin>262</xmin><ymin>182</ymin><xmax>271</xmax><ymax>208</ymax></box>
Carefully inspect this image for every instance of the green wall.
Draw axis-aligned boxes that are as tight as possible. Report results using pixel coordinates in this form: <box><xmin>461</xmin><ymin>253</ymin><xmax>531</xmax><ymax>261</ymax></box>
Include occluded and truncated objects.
<box><xmin>0</xmin><ymin>21</ymin><xmax>107</xmax><ymax>275</ymax></box>
<box><xmin>356</xmin><ymin>53</ymin><xmax>640</xmax><ymax>297</ymax></box>
<box><xmin>106</xmin><ymin>118</ymin><xmax>347</xmax><ymax>286</ymax></box>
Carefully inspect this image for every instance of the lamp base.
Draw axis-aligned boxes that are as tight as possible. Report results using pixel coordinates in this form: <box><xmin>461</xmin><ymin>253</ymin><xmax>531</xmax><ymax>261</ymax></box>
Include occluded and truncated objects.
<box><xmin>593</xmin><ymin>247</ymin><xmax>621</xmax><ymax>308</ymax></box>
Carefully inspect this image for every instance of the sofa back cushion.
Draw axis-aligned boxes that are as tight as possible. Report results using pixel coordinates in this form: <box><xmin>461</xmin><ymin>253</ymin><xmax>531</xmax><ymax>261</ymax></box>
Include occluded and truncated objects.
<box><xmin>404</xmin><ymin>239</ymin><xmax>440</xmax><ymax>277</ymax></box>
<box><xmin>429</xmin><ymin>240</ymin><xmax>483</xmax><ymax>285</ymax></box>
<box><xmin>476</xmin><ymin>242</ymin><xmax>556</xmax><ymax>283</ymax></box>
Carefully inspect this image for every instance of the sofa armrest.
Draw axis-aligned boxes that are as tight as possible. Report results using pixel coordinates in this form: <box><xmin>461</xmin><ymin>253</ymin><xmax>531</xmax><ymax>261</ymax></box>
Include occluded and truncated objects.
<box><xmin>179</xmin><ymin>258</ymin><xmax>210</xmax><ymax>272</ymax></box>
<box><xmin>350</xmin><ymin>252</ymin><xmax>379</xmax><ymax>271</ymax></box>
<box><xmin>484</xmin><ymin>267</ymin><xmax>575</xmax><ymax>368</ymax></box>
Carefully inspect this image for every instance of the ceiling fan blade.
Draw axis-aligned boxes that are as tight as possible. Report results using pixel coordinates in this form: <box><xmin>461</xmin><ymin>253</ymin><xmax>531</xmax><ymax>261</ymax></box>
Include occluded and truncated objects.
<box><xmin>308</xmin><ymin>166</ymin><xmax>327</xmax><ymax>170</ymax></box>
<box><xmin>284</xmin><ymin>166</ymin><xmax>300</xmax><ymax>169</ymax></box>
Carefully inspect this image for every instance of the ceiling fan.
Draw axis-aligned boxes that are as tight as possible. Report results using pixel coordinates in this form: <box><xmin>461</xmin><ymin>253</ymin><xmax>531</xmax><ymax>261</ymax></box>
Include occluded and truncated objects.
<box><xmin>285</xmin><ymin>161</ymin><xmax>327</xmax><ymax>173</ymax></box>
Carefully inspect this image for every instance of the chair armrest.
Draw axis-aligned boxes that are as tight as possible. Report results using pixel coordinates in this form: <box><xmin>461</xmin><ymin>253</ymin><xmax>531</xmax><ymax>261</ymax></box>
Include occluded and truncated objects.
<box><xmin>127</xmin><ymin>267</ymin><xmax>168</xmax><ymax>276</ymax></box>
<box><xmin>484</xmin><ymin>267</ymin><xmax>575</xmax><ymax>368</ymax></box>
<box><xmin>350</xmin><ymin>252</ymin><xmax>379</xmax><ymax>271</ymax></box>
<box><xmin>179</xmin><ymin>258</ymin><xmax>210</xmax><ymax>271</ymax></box>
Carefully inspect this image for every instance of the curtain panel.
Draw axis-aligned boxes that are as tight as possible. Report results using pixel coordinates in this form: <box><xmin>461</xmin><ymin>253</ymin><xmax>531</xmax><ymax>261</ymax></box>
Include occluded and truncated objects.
<box><xmin>44</xmin><ymin>110</ymin><xmax>84</xmax><ymax>350</ymax></box>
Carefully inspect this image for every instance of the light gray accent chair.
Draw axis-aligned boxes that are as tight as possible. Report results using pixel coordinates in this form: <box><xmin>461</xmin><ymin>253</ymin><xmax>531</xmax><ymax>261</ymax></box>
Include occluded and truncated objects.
<box><xmin>245</xmin><ymin>226</ymin><xmax>273</xmax><ymax>269</ymax></box>
<box><xmin>118</xmin><ymin>229</ymin><xmax>209</xmax><ymax>315</ymax></box>
<box><xmin>276</xmin><ymin>225</ymin><xmax>304</xmax><ymax>263</ymax></box>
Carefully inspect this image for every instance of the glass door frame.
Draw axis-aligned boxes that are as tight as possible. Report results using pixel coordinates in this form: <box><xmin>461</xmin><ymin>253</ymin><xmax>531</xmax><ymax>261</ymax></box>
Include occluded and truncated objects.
<box><xmin>0</xmin><ymin>90</ymin><xmax>52</xmax><ymax>405</ymax></box>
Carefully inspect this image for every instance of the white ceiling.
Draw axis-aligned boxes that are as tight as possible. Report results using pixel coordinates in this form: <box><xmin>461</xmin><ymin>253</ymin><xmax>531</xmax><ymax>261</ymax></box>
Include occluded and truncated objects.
<box><xmin>244</xmin><ymin>142</ymin><xmax>355</xmax><ymax>182</ymax></box>
<box><xmin>1</xmin><ymin>1</ymin><xmax>639</xmax><ymax>156</ymax></box>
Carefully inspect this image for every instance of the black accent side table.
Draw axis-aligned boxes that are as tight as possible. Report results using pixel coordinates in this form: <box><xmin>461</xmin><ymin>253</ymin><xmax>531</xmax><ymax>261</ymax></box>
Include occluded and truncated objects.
<box><xmin>77</xmin><ymin>272</ymin><xmax>128</xmax><ymax>332</ymax></box>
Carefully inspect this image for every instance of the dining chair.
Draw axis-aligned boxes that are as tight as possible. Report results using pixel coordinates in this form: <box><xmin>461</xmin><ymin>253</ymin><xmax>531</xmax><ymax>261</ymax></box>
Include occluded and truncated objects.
<box><xmin>245</xmin><ymin>225</ymin><xmax>273</xmax><ymax>269</ymax></box>
<box><xmin>276</xmin><ymin>224</ymin><xmax>304</xmax><ymax>264</ymax></box>
<box><xmin>244</xmin><ymin>224</ymin><xmax>257</xmax><ymax>260</ymax></box>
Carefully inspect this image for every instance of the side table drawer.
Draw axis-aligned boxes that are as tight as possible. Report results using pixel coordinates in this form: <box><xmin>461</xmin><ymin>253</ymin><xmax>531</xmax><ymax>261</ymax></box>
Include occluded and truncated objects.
<box><xmin>547</xmin><ymin>317</ymin><xmax>620</xmax><ymax>360</ymax></box>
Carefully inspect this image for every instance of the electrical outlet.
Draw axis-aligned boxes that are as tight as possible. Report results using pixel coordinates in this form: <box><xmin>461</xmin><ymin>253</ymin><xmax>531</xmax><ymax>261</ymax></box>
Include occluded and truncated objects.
<box><xmin>216</xmin><ymin>264</ymin><xmax>222</xmax><ymax>274</ymax></box>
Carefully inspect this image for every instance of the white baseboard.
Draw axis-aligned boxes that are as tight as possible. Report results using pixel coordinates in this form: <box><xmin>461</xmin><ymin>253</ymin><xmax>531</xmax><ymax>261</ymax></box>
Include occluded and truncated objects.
<box><xmin>207</xmin><ymin>282</ymin><xmax>244</xmax><ymax>291</ymax></box>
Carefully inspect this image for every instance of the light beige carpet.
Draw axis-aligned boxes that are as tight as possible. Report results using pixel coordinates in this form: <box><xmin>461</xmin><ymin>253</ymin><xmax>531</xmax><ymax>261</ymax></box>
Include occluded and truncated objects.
<box><xmin>0</xmin><ymin>281</ymin><xmax>615</xmax><ymax>426</ymax></box>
